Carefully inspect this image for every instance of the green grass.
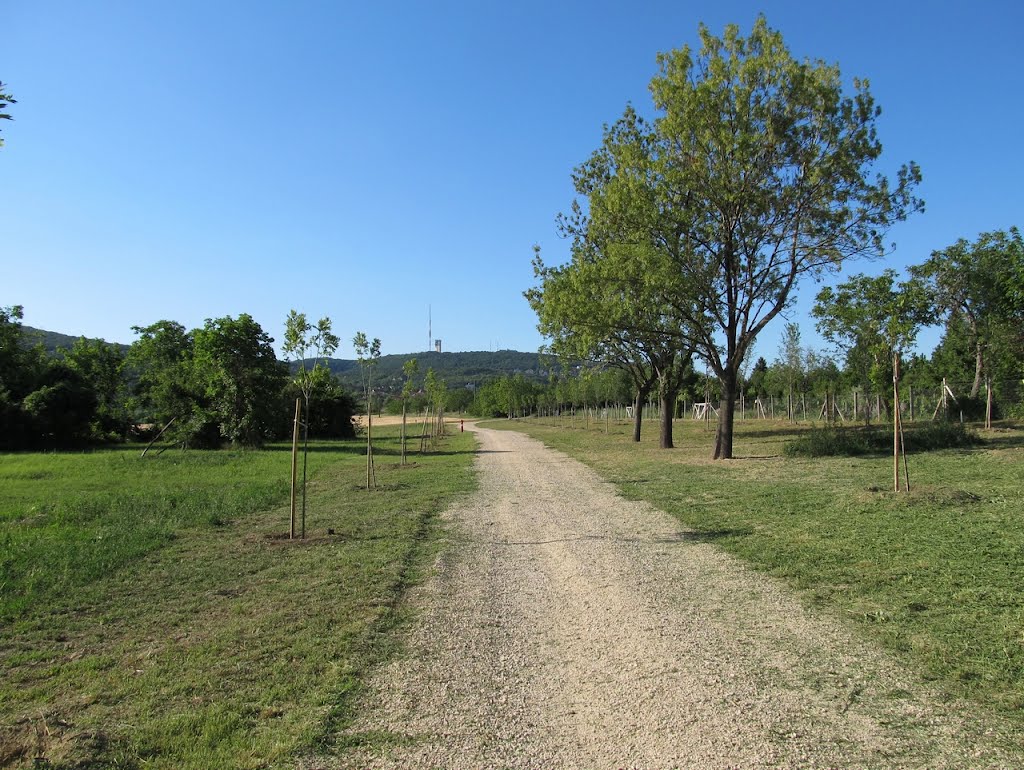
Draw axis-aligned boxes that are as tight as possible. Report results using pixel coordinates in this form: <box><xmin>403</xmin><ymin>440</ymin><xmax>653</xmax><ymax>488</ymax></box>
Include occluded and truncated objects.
<box><xmin>488</xmin><ymin>416</ymin><xmax>1024</xmax><ymax>721</ymax></box>
<box><xmin>0</xmin><ymin>426</ymin><xmax>477</xmax><ymax>769</ymax></box>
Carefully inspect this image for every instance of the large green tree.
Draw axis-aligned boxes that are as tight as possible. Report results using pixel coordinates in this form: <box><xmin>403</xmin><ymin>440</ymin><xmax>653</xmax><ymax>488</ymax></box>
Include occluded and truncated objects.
<box><xmin>1</xmin><ymin>307</ymin><xmax>132</xmax><ymax>447</ymax></box>
<box><xmin>128</xmin><ymin>320</ymin><xmax>201</xmax><ymax>443</ymax></box>
<box><xmin>528</xmin><ymin>243</ymin><xmax>691</xmax><ymax>447</ymax></box>
<box><xmin>62</xmin><ymin>337</ymin><xmax>130</xmax><ymax>441</ymax></box>
<box><xmin>191</xmin><ymin>314</ymin><xmax>286</xmax><ymax>446</ymax></box>
<box><xmin>811</xmin><ymin>270</ymin><xmax>931</xmax><ymax>416</ymax></box>
<box><xmin>130</xmin><ymin>316</ymin><xmax>285</xmax><ymax>448</ymax></box>
<box><xmin>557</xmin><ymin>16</ymin><xmax>922</xmax><ymax>458</ymax></box>
<box><xmin>911</xmin><ymin>227</ymin><xmax>1024</xmax><ymax>397</ymax></box>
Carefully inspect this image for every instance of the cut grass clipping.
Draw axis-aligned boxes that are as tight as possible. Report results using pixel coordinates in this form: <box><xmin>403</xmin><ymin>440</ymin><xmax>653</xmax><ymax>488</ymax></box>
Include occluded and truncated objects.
<box><xmin>0</xmin><ymin>425</ymin><xmax>476</xmax><ymax>769</ymax></box>
<box><xmin>487</xmin><ymin>416</ymin><xmax>1024</xmax><ymax>725</ymax></box>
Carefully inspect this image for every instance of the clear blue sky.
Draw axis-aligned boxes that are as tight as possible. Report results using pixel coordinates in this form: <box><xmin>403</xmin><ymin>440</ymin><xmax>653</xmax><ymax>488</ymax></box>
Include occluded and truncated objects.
<box><xmin>3</xmin><ymin>1</ymin><xmax>1022</xmax><ymax>362</ymax></box>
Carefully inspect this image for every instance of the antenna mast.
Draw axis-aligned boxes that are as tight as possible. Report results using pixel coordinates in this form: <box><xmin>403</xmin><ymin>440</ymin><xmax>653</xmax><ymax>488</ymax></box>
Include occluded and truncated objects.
<box><xmin>428</xmin><ymin>305</ymin><xmax>431</xmax><ymax>352</ymax></box>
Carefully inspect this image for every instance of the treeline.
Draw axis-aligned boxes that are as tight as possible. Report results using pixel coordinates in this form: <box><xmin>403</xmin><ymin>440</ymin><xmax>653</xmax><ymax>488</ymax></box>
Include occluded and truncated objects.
<box><xmin>467</xmin><ymin>295</ymin><xmax>1024</xmax><ymax>428</ymax></box>
<box><xmin>0</xmin><ymin>307</ymin><xmax>356</xmax><ymax>450</ymax></box>
<box><xmin>324</xmin><ymin>349</ymin><xmax>558</xmax><ymax>393</ymax></box>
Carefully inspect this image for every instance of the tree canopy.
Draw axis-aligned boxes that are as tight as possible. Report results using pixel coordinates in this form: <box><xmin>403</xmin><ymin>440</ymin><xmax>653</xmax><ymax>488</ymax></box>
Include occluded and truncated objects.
<box><xmin>812</xmin><ymin>270</ymin><xmax>931</xmax><ymax>403</ymax></box>
<box><xmin>911</xmin><ymin>227</ymin><xmax>1024</xmax><ymax>397</ymax></box>
<box><xmin>546</xmin><ymin>16</ymin><xmax>922</xmax><ymax>458</ymax></box>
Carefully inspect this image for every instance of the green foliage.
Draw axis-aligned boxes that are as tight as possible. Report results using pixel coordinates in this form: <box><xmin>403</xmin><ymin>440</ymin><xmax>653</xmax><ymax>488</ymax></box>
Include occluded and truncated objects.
<box><xmin>471</xmin><ymin>373</ymin><xmax>543</xmax><ymax>418</ymax></box>
<box><xmin>1</xmin><ymin>307</ymin><xmax>112</xmax><ymax>449</ymax></box>
<box><xmin>912</xmin><ymin>227</ymin><xmax>1024</xmax><ymax>397</ymax></box>
<box><xmin>324</xmin><ymin>350</ymin><xmax>556</xmax><ymax>396</ymax></box>
<box><xmin>129</xmin><ymin>316</ymin><xmax>286</xmax><ymax>448</ymax></box>
<box><xmin>20</xmin><ymin>361</ymin><xmax>97</xmax><ymax>446</ymax></box>
<box><xmin>282</xmin><ymin>367</ymin><xmax>356</xmax><ymax>438</ymax></box>
<box><xmin>61</xmin><ymin>336</ymin><xmax>131</xmax><ymax>441</ymax></box>
<box><xmin>352</xmin><ymin>332</ymin><xmax>382</xmax><ymax>405</ymax></box>
<box><xmin>19</xmin><ymin>324</ymin><xmax>130</xmax><ymax>357</ymax></box>
<box><xmin>128</xmin><ymin>319</ymin><xmax>196</xmax><ymax>432</ymax></box>
<box><xmin>0</xmin><ymin>80</ymin><xmax>14</xmax><ymax>147</ymax></box>
<box><xmin>812</xmin><ymin>270</ymin><xmax>932</xmax><ymax>395</ymax></box>
<box><xmin>424</xmin><ymin>367</ymin><xmax>447</xmax><ymax>411</ymax></box>
<box><xmin>191</xmin><ymin>314</ymin><xmax>287</xmax><ymax>446</ymax></box>
<box><xmin>445</xmin><ymin>386</ymin><xmax>474</xmax><ymax>413</ymax></box>
<box><xmin>401</xmin><ymin>357</ymin><xmax>419</xmax><ymax>399</ymax></box>
<box><xmin>282</xmin><ymin>309</ymin><xmax>340</xmax><ymax>401</ymax></box>
<box><xmin>550</xmin><ymin>16</ymin><xmax>922</xmax><ymax>459</ymax></box>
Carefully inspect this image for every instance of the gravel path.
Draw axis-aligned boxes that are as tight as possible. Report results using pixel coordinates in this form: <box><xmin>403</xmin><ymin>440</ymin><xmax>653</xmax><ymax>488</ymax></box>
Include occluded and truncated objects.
<box><xmin>308</xmin><ymin>426</ymin><xmax>1017</xmax><ymax>769</ymax></box>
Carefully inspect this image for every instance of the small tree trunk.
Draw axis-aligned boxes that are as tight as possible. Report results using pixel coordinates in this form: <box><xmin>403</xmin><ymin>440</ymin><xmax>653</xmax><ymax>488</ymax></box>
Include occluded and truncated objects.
<box><xmin>970</xmin><ymin>341</ymin><xmax>984</xmax><ymax>399</ymax></box>
<box><xmin>302</xmin><ymin>398</ymin><xmax>309</xmax><ymax>539</ymax></box>
<box><xmin>632</xmin><ymin>384</ymin><xmax>651</xmax><ymax>443</ymax></box>
<box><xmin>401</xmin><ymin>399</ymin><xmax>407</xmax><ymax>465</ymax></box>
<box><xmin>289</xmin><ymin>398</ymin><xmax>300</xmax><ymax>539</ymax></box>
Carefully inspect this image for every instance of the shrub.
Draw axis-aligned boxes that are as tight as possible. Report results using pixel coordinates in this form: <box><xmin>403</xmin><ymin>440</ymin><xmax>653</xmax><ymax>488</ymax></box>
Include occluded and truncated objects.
<box><xmin>784</xmin><ymin>426</ymin><xmax>875</xmax><ymax>457</ymax></box>
<box><xmin>785</xmin><ymin>421</ymin><xmax>980</xmax><ymax>457</ymax></box>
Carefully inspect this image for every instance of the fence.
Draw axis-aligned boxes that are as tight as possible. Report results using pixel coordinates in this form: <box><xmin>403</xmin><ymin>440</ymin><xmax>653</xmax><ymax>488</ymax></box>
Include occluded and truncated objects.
<box><xmin>527</xmin><ymin>377</ymin><xmax>1023</xmax><ymax>427</ymax></box>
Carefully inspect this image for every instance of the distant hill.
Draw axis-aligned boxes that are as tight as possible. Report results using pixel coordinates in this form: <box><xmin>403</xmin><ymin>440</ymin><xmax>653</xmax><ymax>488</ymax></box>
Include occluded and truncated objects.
<box><xmin>20</xmin><ymin>326</ymin><xmax>130</xmax><ymax>356</ymax></box>
<box><xmin>319</xmin><ymin>350</ymin><xmax>562</xmax><ymax>393</ymax></box>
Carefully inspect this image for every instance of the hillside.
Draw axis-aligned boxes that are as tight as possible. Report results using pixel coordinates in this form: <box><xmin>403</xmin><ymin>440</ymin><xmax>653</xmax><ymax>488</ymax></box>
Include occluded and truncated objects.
<box><xmin>321</xmin><ymin>350</ymin><xmax>560</xmax><ymax>392</ymax></box>
<box><xmin>20</xmin><ymin>326</ymin><xmax>131</xmax><ymax>356</ymax></box>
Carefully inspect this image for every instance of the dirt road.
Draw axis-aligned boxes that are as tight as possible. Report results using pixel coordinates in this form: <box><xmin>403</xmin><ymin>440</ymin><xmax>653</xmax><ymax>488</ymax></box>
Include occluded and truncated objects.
<box><xmin>312</xmin><ymin>426</ymin><xmax>1016</xmax><ymax>769</ymax></box>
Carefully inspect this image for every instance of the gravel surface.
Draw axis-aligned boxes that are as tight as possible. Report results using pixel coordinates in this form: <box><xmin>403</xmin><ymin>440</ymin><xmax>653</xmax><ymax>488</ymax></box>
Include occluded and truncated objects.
<box><xmin>305</xmin><ymin>425</ymin><xmax>1018</xmax><ymax>769</ymax></box>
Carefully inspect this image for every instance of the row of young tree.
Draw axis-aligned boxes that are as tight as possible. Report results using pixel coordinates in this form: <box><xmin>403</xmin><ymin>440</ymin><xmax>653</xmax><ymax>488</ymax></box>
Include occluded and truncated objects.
<box><xmin>526</xmin><ymin>17</ymin><xmax>1022</xmax><ymax>457</ymax></box>
<box><xmin>0</xmin><ymin>306</ymin><xmax>360</xmax><ymax>451</ymax></box>
<box><xmin>467</xmin><ymin>303</ymin><xmax>1024</xmax><ymax>430</ymax></box>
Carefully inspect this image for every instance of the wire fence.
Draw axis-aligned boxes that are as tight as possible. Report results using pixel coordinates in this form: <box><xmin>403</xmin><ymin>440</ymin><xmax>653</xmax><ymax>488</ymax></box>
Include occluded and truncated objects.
<box><xmin>732</xmin><ymin>378</ymin><xmax>1022</xmax><ymax>424</ymax></box>
<box><xmin>526</xmin><ymin>377</ymin><xmax>1023</xmax><ymax>426</ymax></box>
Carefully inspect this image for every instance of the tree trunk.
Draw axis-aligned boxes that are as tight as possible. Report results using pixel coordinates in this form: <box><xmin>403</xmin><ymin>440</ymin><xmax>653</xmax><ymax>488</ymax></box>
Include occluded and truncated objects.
<box><xmin>632</xmin><ymin>385</ymin><xmax>650</xmax><ymax>443</ymax></box>
<box><xmin>400</xmin><ymin>399</ymin><xmax>407</xmax><ymax>465</ymax></box>
<box><xmin>659</xmin><ymin>388</ymin><xmax>676</xmax><ymax>449</ymax></box>
<box><xmin>970</xmin><ymin>340</ymin><xmax>983</xmax><ymax>399</ymax></box>
<box><xmin>713</xmin><ymin>373</ymin><xmax>737</xmax><ymax>459</ymax></box>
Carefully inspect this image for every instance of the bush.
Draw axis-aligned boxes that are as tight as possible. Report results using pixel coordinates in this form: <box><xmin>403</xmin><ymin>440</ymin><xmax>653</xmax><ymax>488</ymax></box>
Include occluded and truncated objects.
<box><xmin>784</xmin><ymin>426</ymin><xmax>875</xmax><ymax>457</ymax></box>
<box><xmin>903</xmin><ymin>420</ymin><xmax>981</xmax><ymax>452</ymax></box>
<box><xmin>785</xmin><ymin>421</ymin><xmax>980</xmax><ymax>457</ymax></box>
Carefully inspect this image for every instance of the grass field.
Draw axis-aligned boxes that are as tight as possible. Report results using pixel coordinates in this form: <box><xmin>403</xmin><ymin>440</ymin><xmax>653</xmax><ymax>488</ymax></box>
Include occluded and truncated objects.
<box><xmin>0</xmin><ymin>425</ymin><xmax>476</xmax><ymax>769</ymax></box>
<box><xmin>488</xmin><ymin>415</ymin><xmax>1024</xmax><ymax>724</ymax></box>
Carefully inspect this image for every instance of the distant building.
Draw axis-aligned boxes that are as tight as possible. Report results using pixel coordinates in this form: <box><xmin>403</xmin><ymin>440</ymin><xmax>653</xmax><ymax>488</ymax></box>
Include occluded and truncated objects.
<box><xmin>434</xmin><ymin>339</ymin><xmax>442</xmax><ymax>353</ymax></box>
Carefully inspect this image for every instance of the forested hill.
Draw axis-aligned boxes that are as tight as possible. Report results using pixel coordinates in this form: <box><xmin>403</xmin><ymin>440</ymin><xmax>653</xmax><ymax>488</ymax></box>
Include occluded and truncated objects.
<box><xmin>321</xmin><ymin>350</ymin><xmax>560</xmax><ymax>391</ymax></box>
<box><xmin>21</xmin><ymin>326</ymin><xmax>130</xmax><ymax>355</ymax></box>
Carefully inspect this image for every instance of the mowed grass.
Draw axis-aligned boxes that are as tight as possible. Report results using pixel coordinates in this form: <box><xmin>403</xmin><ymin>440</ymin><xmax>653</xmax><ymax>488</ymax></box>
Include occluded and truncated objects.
<box><xmin>0</xmin><ymin>425</ymin><xmax>476</xmax><ymax>769</ymax></box>
<box><xmin>489</xmin><ymin>415</ymin><xmax>1024</xmax><ymax>719</ymax></box>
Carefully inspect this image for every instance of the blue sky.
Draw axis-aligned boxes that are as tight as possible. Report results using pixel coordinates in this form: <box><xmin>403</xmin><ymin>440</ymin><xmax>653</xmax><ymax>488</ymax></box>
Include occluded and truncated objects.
<box><xmin>3</xmin><ymin>1</ymin><xmax>1022</xmax><ymax>362</ymax></box>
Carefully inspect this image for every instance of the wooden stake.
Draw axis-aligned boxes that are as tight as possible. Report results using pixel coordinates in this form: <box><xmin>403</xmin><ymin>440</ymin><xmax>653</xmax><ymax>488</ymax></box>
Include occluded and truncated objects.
<box><xmin>986</xmin><ymin>377</ymin><xmax>993</xmax><ymax>430</ymax></box>
<box><xmin>893</xmin><ymin>357</ymin><xmax>900</xmax><ymax>492</ymax></box>
<box><xmin>141</xmin><ymin>416</ymin><xmax>177</xmax><ymax>458</ymax></box>
<box><xmin>290</xmin><ymin>397</ymin><xmax>300</xmax><ymax>539</ymax></box>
